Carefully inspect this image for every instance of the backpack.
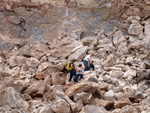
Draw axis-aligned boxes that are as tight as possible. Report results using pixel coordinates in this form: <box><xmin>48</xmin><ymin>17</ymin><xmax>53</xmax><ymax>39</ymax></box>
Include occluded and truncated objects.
<box><xmin>66</xmin><ymin>62</ymin><xmax>72</xmax><ymax>71</ymax></box>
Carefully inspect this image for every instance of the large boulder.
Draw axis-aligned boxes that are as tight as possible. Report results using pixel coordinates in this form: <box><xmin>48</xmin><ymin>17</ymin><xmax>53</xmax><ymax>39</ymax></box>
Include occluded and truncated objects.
<box><xmin>65</xmin><ymin>82</ymin><xmax>98</xmax><ymax>97</ymax></box>
<box><xmin>26</xmin><ymin>57</ymin><xmax>40</xmax><ymax>68</ymax></box>
<box><xmin>51</xmin><ymin>99</ymin><xmax>71</xmax><ymax>113</ymax></box>
<box><xmin>74</xmin><ymin>92</ymin><xmax>92</xmax><ymax>104</ymax></box>
<box><xmin>80</xmin><ymin>105</ymin><xmax>108</xmax><ymax>113</ymax></box>
<box><xmin>114</xmin><ymin>98</ymin><xmax>132</xmax><ymax>108</ymax></box>
<box><xmin>8</xmin><ymin>56</ymin><xmax>26</xmax><ymax>67</ymax></box>
<box><xmin>25</xmin><ymin>81</ymin><xmax>45</xmax><ymax>97</ymax></box>
<box><xmin>128</xmin><ymin>23</ymin><xmax>143</xmax><ymax>36</ymax></box>
<box><xmin>38</xmin><ymin>104</ymin><xmax>54</xmax><ymax>113</ymax></box>
<box><xmin>53</xmin><ymin>85</ymin><xmax>78</xmax><ymax>112</ymax></box>
<box><xmin>68</xmin><ymin>46</ymin><xmax>88</xmax><ymax>61</ymax></box>
<box><xmin>0</xmin><ymin>87</ymin><xmax>29</xmax><ymax>109</ymax></box>
<box><xmin>94</xmin><ymin>98</ymin><xmax>114</xmax><ymax>111</ymax></box>
<box><xmin>113</xmin><ymin>30</ymin><xmax>126</xmax><ymax>46</ymax></box>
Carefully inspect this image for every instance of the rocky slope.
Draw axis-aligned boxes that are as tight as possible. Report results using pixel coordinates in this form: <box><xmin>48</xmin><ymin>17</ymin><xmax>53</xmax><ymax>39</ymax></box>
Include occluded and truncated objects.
<box><xmin>0</xmin><ymin>0</ymin><xmax>150</xmax><ymax>113</ymax></box>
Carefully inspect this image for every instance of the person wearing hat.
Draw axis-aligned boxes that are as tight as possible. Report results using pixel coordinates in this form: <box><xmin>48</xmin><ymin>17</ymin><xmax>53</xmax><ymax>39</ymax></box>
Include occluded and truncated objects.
<box><xmin>83</xmin><ymin>54</ymin><xmax>95</xmax><ymax>71</ymax></box>
<box><xmin>68</xmin><ymin>58</ymin><xmax>77</xmax><ymax>82</ymax></box>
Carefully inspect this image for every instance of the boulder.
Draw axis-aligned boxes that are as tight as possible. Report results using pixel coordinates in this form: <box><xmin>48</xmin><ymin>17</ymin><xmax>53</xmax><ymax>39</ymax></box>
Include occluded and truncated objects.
<box><xmin>38</xmin><ymin>62</ymin><xmax>51</xmax><ymax>72</ymax></box>
<box><xmin>125</xmin><ymin>56</ymin><xmax>134</xmax><ymax>63</ymax></box>
<box><xmin>102</xmin><ymin>54</ymin><xmax>114</xmax><ymax>67</ymax></box>
<box><xmin>51</xmin><ymin>99</ymin><xmax>71</xmax><ymax>113</ymax></box>
<box><xmin>25</xmin><ymin>81</ymin><xmax>45</xmax><ymax>97</ymax></box>
<box><xmin>65</xmin><ymin>82</ymin><xmax>98</xmax><ymax>97</ymax></box>
<box><xmin>7</xmin><ymin>15</ymin><xmax>21</xmax><ymax>25</ymax></box>
<box><xmin>104</xmin><ymin>90</ymin><xmax>115</xmax><ymax>100</ymax></box>
<box><xmin>113</xmin><ymin>30</ymin><xmax>126</xmax><ymax>45</ymax></box>
<box><xmin>114</xmin><ymin>98</ymin><xmax>132</xmax><ymax>108</ymax></box>
<box><xmin>128</xmin><ymin>23</ymin><xmax>143</xmax><ymax>36</ymax></box>
<box><xmin>0</xmin><ymin>57</ymin><xmax>3</xmax><ymax>63</ymax></box>
<box><xmin>53</xmin><ymin>85</ymin><xmax>78</xmax><ymax>112</ymax></box>
<box><xmin>26</xmin><ymin>57</ymin><xmax>40</xmax><ymax>68</ymax></box>
<box><xmin>81</xmin><ymin>37</ymin><xmax>98</xmax><ymax>46</ymax></box>
<box><xmin>0</xmin><ymin>87</ymin><xmax>29</xmax><ymax>109</ymax></box>
<box><xmin>80</xmin><ymin>105</ymin><xmax>108</xmax><ymax>113</ymax></box>
<box><xmin>68</xmin><ymin>46</ymin><xmax>88</xmax><ymax>61</ymax></box>
<box><xmin>33</xmin><ymin>42</ymin><xmax>49</xmax><ymax>52</ymax></box>
<box><xmin>74</xmin><ymin>92</ymin><xmax>92</xmax><ymax>104</ymax></box>
<box><xmin>8</xmin><ymin>56</ymin><xmax>26</xmax><ymax>67</ymax></box>
<box><xmin>110</xmin><ymin>70</ymin><xmax>122</xmax><ymax>78</ymax></box>
<box><xmin>94</xmin><ymin>98</ymin><xmax>114</xmax><ymax>110</ymax></box>
<box><xmin>38</xmin><ymin>104</ymin><xmax>54</xmax><ymax>113</ymax></box>
<box><xmin>123</xmin><ymin>68</ymin><xmax>136</xmax><ymax>80</ymax></box>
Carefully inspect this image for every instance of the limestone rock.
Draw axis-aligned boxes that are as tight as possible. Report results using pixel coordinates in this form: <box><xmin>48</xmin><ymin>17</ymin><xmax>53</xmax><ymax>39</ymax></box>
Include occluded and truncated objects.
<box><xmin>68</xmin><ymin>46</ymin><xmax>88</xmax><ymax>61</ymax></box>
<box><xmin>74</xmin><ymin>92</ymin><xmax>92</xmax><ymax>104</ymax></box>
<box><xmin>113</xmin><ymin>30</ymin><xmax>126</xmax><ymax>45</ymax></box>
<box><xmin>25</xmin><ymin>81</ymin><xmax>45</xmax><ymax>97</ymax></box>
<box><xmin>94</xmin><ymin>98</ymin><xmax>114</xmax><ymax>110</ymax></box>
<box><xmin>123</xmin><ymin>68</ymin><xmax>136</xmax><ymax>80</ymax></box>
<box><xmin>104</xmin><ymin>90</ymin><xmax>114</xmax><ymax>100</ymax></box>
<box><xmin>7</xmin><ymin>16</ymin><xmax>21</xmax><ymax>25</ymax></box>
<box><xmin>102</xmin><ymin>54</ymin><xmax>114</xmax><ymax>67</ymax></box>
<box><xmin>80</xmin><ymin>105</ymin><xmax>108</xmax><ymax>113</ymax></box>
<box><xmin>110</xmin><ymin>70</ymin><xmax>122</xmax><ymax>78</ymax></box>
<box><xmin>51</xmin><ymin>99</ymin><xmax>71</xmax><ymax>113</ymax></box>
<box><xmin>38</xmin><ymin>104</ymin><xmax>54</xmax><ymax>113</ymax></box>
<box><xmin>53</xmin><ymin>85</ymin><xmax>77</xmax><ymax>112</ymax></box>
<box><xmin>114</xmin><ymin>98</ymin><xmax>132</xmax><ymax>108</ymax></box>
<box><xmin>65</xmin><ymin>82</ymin><xmax>98</xmax><ymax>97</ymax></box>
<box><xmin>26</xmin><ymin>57</ymin><xmax>40</xmax><ymax>68</ymax></box>
<box><xmin>38</xmin><ymin>62</ymin><xmax>51</xmax><ymax>72</ymax></box>
<box><xmin>0</xmin><ymin>87</ymin><xmax>29</xmax><ymax>109</ymax></box>
<box><xmin>128</xmin><ymin>23</ymin><xmax>143</xmax><ymax>36</ymax></box>
<box><xmin>8</xmin><ymin>56</ymin><xmax>26</xmax><ymax>67</ymax></box>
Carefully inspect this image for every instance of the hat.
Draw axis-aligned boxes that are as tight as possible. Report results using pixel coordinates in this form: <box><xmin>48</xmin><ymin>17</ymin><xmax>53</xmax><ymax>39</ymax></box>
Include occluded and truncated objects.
<box><xmin>71</xmin><ymin>58</ymin><xmax>76</xmax><ymax>61</ymax></box>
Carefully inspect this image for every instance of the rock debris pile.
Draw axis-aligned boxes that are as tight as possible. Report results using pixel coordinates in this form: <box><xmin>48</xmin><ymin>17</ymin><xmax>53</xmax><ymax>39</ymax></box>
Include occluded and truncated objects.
<box><xmin>0</xmin><ymin>0</ymin><xmax>150</xmax><ymax>113</ymax></box>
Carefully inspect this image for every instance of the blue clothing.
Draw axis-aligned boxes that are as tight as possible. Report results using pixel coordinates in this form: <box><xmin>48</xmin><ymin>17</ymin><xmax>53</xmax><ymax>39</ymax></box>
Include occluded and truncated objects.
<box><xmin>83</xmin><ymin>60</ymin><xmax>90</xmax><ymax>71</ymax></box>
<box><xmin>76</xmin><ymin>74</ymin><xmax>83</xmax><ymax>81</ymax></box>
<box><xmin>83</xmin><ymin>60</ymin><xmax>95</xmax><ymax>71</ymax></box>
<box><xmin>69</xmin><ymin>62</ymin><xmax>77</xmax><ymax>82</ymax></box>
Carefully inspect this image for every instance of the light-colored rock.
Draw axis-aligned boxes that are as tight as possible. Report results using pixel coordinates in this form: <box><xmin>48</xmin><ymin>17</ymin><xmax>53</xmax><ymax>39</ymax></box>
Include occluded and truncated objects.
<box><xmin>125</xmin><ymin>56</ymin><xmax>134</xmax><ymax>63</ymax></box>
<box><xmin>68</xmin><ymin>46</ymin><xmax>88</xmax><ymax>61</ymax></box>
<box><xmin>26</xmin><ymin>57</ymin><xmax>40</xmax><ymax>68</ymax></box>
<box><xmin>80</xmin><ymin>105</ymin><xmax>108</xmax><ymax>113</ymax></box>
<box><xmin>123</xmin><ymin>68</ymin><xmax>136</xmax><ymax>80</ymax></box>
<box><xmin>94</xmin><ymin>98</ymin><xmax>114</xmax><ymax>110</ymax></box>
<box><xmin>25</xmin><ymin>81</ymin><xmax>45</xmax><ymax>97</ymax></box>
<box><xmin>113</xmin><ymin>30</ymin><xmax>126</xmax><ymax>45</ymax></box>
<box><xmin>38</xmin><ymin>104</ymin><xmax>54</xmax><ymax>113</ymax></box>
<box><xmin>0</xmin><ymin>57</ymin><xmax>3</xmax><ymax>63</ymax></box>
<box><xmin>7</xmin><ymin>15</ymin><xmax>21</xmax><ymax>25</ymax></box>
<box><xmin>38</xmin><ymin>62</ymin><xmax>51</xmax><ymax>72</ymax></box>
<box><xmin>51</xmin><ymin>99</ymin><xmax>71</xmax><ymax>113</ymax></box>
<box><xmin>74</xmin><ymin>92</ymin><xmax>92</xmax><ymax>104</ymax></box>
<box><xmin>128</xmin><ymin>23</ymin><xmax>143</xmax><ymax>36</ymax></box>
<box><xmin>114</xmin><ymin>98</ymin><xmax>132</xmax><ymax>108</ymax></box>
<box><xmin>65</xmin><ymin>82</ymin><xmax>98</xmax><ymax>97</ymax></box>
<box><xmin>104</xmin><ymin>90</ymin><xmax>114</xmax><ymax>100</ymax></box>
<box><xmin>102</xmin><ymin>54</ymin><xmax>114</xmax><ymax>67</ymax></box>
<box><xmin>0</xmin><ymin>87</ymin><xmax>29</xmax><ymax>109</ymax></box>
<box><xmin>53</xmin><ymin>85</ymin><xmax>78</xmax><ymax>112</ymax></box>
<box><xmin>8</xmin><ymin>56</ymin><xmax>26</xmax><ymax>67</ymax></box>
<box><xmin>110</xmin><ymin>70</ymin><xmax>122</xmax><ymax>78</ymax></box>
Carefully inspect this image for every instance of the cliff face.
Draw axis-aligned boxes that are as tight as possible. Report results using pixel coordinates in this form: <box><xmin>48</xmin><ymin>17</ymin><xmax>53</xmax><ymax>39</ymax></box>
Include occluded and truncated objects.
<box><xmin>0</xmin><ymin>0</ymin><xmax>150</xmax><ymax>113</ymax></box>
<box><xmin>0</xmin><ymin>0</ymin><xmax>124</xmax><ymax>50</ymax></box>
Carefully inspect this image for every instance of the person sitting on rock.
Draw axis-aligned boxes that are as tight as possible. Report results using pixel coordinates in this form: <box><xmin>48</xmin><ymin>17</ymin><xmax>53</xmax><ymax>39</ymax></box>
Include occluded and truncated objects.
<box><xmin>76</xmin><ymin>64</ymin><xmax>85</xmax><ymax>82</ymax></box>
<box><xmin>68</xmin><ymin>58</ymin><xmax>77</xmax><ymax>82</ymax></box>
<box><xmin>83</xmin><ymin>54</ymin><xmax>95</xmax><ymax>71</ymax></box>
